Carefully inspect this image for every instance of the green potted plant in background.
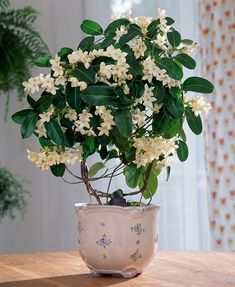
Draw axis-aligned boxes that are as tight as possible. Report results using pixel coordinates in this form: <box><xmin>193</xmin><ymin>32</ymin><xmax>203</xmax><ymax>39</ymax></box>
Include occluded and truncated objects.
<box><xmin>0</xmin><ymin>0</ymin><xmax>47</xmax><ymax>220</ymax></box>
<box><xmin>12</xmin><ymin>8</ymin><xmax>213</xmax><ymax>277</ymax></box>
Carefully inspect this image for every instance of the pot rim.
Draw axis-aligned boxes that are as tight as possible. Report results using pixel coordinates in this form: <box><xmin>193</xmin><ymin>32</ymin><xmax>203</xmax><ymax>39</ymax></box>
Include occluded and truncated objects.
<box><xmin>74</xmin><ymin>202</ymin><xmax>160</xmax><ymax>211</ymax></box>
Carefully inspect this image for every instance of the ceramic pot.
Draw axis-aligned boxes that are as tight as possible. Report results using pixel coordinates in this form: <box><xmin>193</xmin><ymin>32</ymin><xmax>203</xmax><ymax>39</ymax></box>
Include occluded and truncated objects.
<box><xmin>75</xmin><ymin>203</ymin><xmax>160</xmax><ymax>278</ymax></box>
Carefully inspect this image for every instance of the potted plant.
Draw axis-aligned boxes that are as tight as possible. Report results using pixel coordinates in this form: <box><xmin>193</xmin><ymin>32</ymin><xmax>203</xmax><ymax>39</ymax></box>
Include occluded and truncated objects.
<box><xmin>12</xmin><ymin>8</ymin><xmax>213</xmax><ymax>277</ymax></box>
<box><xmin>0</xmin><ymin>0</ymin><xmax>48</xmax><ymax>118</ymax></box>
<box><xmin>0</xmin><ymin>166</ymin><xmax>29</xmax><ymax>220</ymax></box>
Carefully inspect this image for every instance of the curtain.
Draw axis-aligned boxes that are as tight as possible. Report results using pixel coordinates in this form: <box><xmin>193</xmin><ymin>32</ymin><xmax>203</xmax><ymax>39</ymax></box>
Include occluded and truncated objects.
<box><xmin>111</xmin><ymin>0</ymin><xmax>211</xmax><ymax>250</ymax></box>
<box><xmin>200</xmin><ymin>0</ymin><xmax>235</xmax><ymax>251</ymax></box>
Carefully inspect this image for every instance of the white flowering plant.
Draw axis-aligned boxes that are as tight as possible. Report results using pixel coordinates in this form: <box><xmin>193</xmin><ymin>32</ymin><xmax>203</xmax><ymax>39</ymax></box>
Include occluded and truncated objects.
<box><xmin>12</xmin><ymin>9</ymin><xmax>214</xmax><ymax>206</ymax></box>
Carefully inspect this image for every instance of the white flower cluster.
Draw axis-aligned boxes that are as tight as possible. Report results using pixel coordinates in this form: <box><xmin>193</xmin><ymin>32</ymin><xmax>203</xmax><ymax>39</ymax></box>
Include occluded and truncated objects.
<box><xmin>178</xmin><ymin>42</ymin><xmax>200</xmax><ymax>57</ymax></box>
<box><xmin>95</xmin><ymin>46</ymin><xmax>132</xmax><ymax>86</ymax></box>
<box><xmin>69</xmin><ymin>77</ymin><xmax>87</xmax><ymax>90</ymax></box>
<box><xmin>95</xmin><ymin>106</ymin><xmax>116</xmax><ymax>136</ymax></box>
<box><xmin>68</xmin><ymin>49</ymin><xmax>93</xmax><ymax>68</ymax></box>
<box><xmin>187</xmin><ymin>96</ymin><xmax>211</xmax><ymax>116</ymax></box>
<box><xmin>133</xmin><ymin>16</ymin><xmax>152</xmax><ymax>35</ymax></box>
<box><xmin>132</xmin><ymin>109</ymin><xmax>146</xmax><ymax>128</ymax></box>
<box><xmin>74</xmin><ymin>108</ymin><xmax>95</xmax><ymax>136</ymax></box>
<box><xmin>65</xmin><ymin>108</ymin><xmax>77</xmax><ymax>121</ymax></box>
<box><xmin>50</xmin><ymin>55</ymin><xmax>64</xmax><ymax>77</ymax></box>
<box><xmin>22</xmin><ymin>74</ymin><xmax>58</xmax><ymax>95</ymax></box>
<box><xmin>129</xmin><ymin>38</ymin><xmax>147</xmax><ymax>59</ymax></box>
<box><xmin>35</xmin><ymin>105</ymin><xmax>54</xmax><ymax>137</ymax></box>
<box><xmin>142</xmin><ymin>56</ymin><xmax>180</xmax><ymax>88</ymax></box>
<box><xmin>156</xmin><ymin>8</ymin><xmax>171</xmax><ymax>34</ymax></box>
<box><xmin>133</xmin><ymin>136</ymin><xmax>178</xmax><ymax>168</ymax></box>
<box><xmin>135</xmin><ymin>84</ymin><xmax>155</xmax><ymax>108</ymax></box>
<box><xmin>27</xmin><ymin>148</ymin><xmax>81</xmax><ymax>170</ymax></box>
<box><xmin>114</xmin><ymin>25</ymin><xmax>128</xmax><ymax>41</ymax></box>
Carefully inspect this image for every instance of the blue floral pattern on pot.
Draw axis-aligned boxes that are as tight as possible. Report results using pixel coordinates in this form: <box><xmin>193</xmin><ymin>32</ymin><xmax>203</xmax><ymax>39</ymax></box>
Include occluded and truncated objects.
<box><xmin>131</xmin><ymin>223</ymin><xmax>145</xmax><ymax>235</ymax></box>
<box><xmin>130</xmin><ymin>249</ymin><xmax>142</xmax><ymax>262</ymax></box>
<box><xmin>96</xmin><ymin>234</ymin><xmax>112</xmax><ymax>248</ymax></box>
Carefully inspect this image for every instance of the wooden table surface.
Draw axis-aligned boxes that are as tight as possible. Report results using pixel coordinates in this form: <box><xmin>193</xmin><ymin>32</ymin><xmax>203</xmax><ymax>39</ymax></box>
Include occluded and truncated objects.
<box><xmin>0</xmin><ymin>251</ymin><xmax>235</xmax><ymax>287</ymax></box>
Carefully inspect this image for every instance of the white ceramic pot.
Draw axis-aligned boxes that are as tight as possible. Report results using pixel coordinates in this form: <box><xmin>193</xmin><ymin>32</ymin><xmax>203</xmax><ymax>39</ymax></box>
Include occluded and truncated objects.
<box><xmin>75</xmin><ymin>203</ymin><xmax>160</xmax><ymax>278</ymax></box>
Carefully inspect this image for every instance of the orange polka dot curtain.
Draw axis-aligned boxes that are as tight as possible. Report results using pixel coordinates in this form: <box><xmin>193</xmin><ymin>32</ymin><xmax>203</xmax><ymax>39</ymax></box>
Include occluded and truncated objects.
<box><xmin>199</xmin><ymin>0</ymin><xmax>235</xmax><ymax>250</ymax></box>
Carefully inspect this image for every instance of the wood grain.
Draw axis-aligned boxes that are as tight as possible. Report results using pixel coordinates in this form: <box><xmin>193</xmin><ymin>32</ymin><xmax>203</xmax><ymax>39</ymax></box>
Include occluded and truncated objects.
<box><xmin>0</xmin><ymin>251</ymin><xmax>234</xmax><ymax>286</ymax></box>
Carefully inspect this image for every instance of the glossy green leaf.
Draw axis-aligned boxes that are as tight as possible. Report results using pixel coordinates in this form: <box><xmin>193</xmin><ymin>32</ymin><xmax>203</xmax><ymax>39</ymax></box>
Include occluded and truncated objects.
<box><xmin>115</xmin><ymin>109</ymin><xmax>132</xmax><ymax>138</ymax></box>
<box><xmin>81</xmin><ymin>85</ymin><xmax>115</xmax><ymax>106</ymax></box>
<box><xmin>177</xmin><ymin>140</ymin><xmax>189</xmax><ymax>162</ymax></box>
<box><xmin>119</xmin><ymin>24</ymin><xmax>140</xmax><ymax>45</ymax></box>
<box><xmin>58</xmin><ymin>47</ymin><xmax>73</xmax><ymax>57</ymax></box>
<box><xmin>126</xmin><ymin>55</ymin><xmax>143</xmax><ymax>77</ymax></box>
<box><xmin>35</xmin><ymin>55</ymin><xmax>52</xmax><ymax>67</ymax></box>
<box><xmin>167</xmin><ymin>29</ymin><xmax>181</xmax><ymax>47</ymax></box>
<box><xmin>185</xmin><ymin>107</ymin><xmax>202</xmax><ymax>135</ymax></box>
<box><xmin>27</xmin><ymin>95</ymin><xmax>36</xmax><ymax>109</ymax></box>
<box><xmin>80</xmin><ymin>19</ymin><xmax>103</xmax><ymax>35</ymax></box>
<box><xmin>21</xmin><ymin>110</ymin><xmax>38</xmax><ymax>139</ymax></box>
<box><xmin>36</xmin><ymin>95</ymin><xmax>53</xmax><ymax>113</ymax></box>
<box><xmin>65</xmin><ymin>84</ymin><xmax>82</xmax><ymax>110</ymax></box>
<box><xmin>44</xmin><ymin>119</ymin><xmax>65</xmax><ymax>145</ymax></box>
<box><xmin>174</xmin><ymin>53</ymin><xmax>196</xmax><ymax>70</ymax></box>
<box><xmin>179</xmin><ymin>128</ymin><xmax>187</xmax><ymax>142</ymax></box>
<box><xmin>165</xmin><ymin>97</ymin><xmax>184</xmax><ymax>118</ymax></box>
<box><xmin>12</xmin><ymin>109</ymin><xmax>31</xmax><ymax>124</ymax></box>
<box><xmin>124</xmin><ymin>163</ymin><xmax>142</xmax><ymax>188</ymax></box>
<box><xmin>39</xmin><ymin>137</ymin><xmax>54</xmax><ymax>148</ymax></box>
<box><xmin>82</xmin><ymin>137</ymin><xmax>98</xmax><ymax>159</ymax></box>
<box><xmin>183</xmin><ymin>77</ymin><xmax>214</xmax><ymax>93</ymax></box>
<box><xmin>78</xmin><ymin>36</ymin><xmax>95</xmax><ymax>51</ymax></box>
<box><xmin>166</xmin><ymin>166</ymin><xmax>171</xmax><ymax>181</ymax></box>
<box><xmin>104</xmin><ymin>18</ymin><xmax>130</xmax><ymax>35</ymax></box>
<box><xmin>88</xmin><ymin>162</ymin><xmax>106</xmax><ymax>178</ymax></box>
<box><xmin>72</xmin><ymin>63</ymin><xmax>96</xmax><ymax>84</ymax></box>
<box><xmin>50</xmin><ymin>163</ymin><xmax>65</xmax><ymax>177</ymax></box>
<box><xmin>156</xmin><ymin>58</ymin><xmax>183</xmax><ymax>80</ymax></box>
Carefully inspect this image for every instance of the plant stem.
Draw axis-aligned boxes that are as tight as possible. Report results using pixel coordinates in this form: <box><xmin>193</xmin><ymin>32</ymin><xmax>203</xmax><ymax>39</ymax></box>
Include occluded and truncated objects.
<box><xmin>106</xmin><ymin>163</ymin><xmax>122</xmax><ymax>203</ymax></box>
<box><xmin>80</xmin><ymin>160</ymin><xmax>102</xmax><ymax>205</ymax></box>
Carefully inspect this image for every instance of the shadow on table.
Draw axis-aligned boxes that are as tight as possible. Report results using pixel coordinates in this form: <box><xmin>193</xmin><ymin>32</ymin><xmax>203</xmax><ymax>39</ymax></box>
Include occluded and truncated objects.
<box><xmin>0</xmin><ymin>273</ymin><xmax>131</xmax><ymax>287</ymax></box>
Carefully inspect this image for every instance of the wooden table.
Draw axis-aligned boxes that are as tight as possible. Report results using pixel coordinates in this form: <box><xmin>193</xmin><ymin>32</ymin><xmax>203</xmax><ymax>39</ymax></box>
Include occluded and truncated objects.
<box><xmin>0</xmin><ymin>251</ymin><xmax>235</xmax><ymax>286</ymax></box>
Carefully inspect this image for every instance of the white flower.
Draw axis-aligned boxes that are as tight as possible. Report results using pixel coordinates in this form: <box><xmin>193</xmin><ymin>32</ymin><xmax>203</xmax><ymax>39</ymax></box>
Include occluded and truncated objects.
<box><xmin>129</xmin><ymin>38</ymin><xmax>147</xmax><ymax>59</ymax></box>
<box><xmin>135</xmin><ymin>84</ymin><xmax>155</xmax><ymax>108</ymax></box>
<box><xmin>152</xmin><ymin>103</ymin><xmax>163</xmax><ymax>114</ymax></box>
<box><xmin>27</xmin><ymin>147</ymin><xmax>82</xmax><ymax>170</ymax></box>
<box><xmin>95</xmin><ymin>106</ymin><xmax>116</xmax><ymax>136</ymax></box>
<box><xmin>50</xmin><ymin>55</ymin><xmax>64</xmax><ymax>77</ymax></box>
<box><xmin>35</xmin><ymin>120</ymin><xmax>47</xmax><ymax>138</ymax></box>
<box><xmin>67</xmin><ymin>49</ymin><xmax>93</xmax><ymax>68</ymax></box>
<box><xmin>55</xmin><ymin>75</ymin><xmax>66</xmax><ymax>86</ymax></box>
<box><xmin>132</xmin><ymin>109</ymin><xmax>146</xmax><ymax>128</ymax></box>
<box><xmin>114</xmin><ymin>25</ymin><xmax>128</xmax><ymax>41</ymax></box>
<box><xmin>74</xmin><ymin>108</ymin><xmax>95</xmax><ymax>136</ymax></box>
<box><xmin>22</xmin><ymin>76</ymin><xmax>41</xmax><ymax>94</ymax></box>
<box><xmin>181</xmin><ymin>42</ymin><xmax>200</xmax><ymax>57</ymax></box>
<box><xmin>39</xmin><ymin>105</ymin><xmax>54</xmax><ymax>123</ymax></box>
<box><xmin>133</xmin><ymin>16</ymin><xmax>152</xmax><ymax>35</ymax></box>
<box><xmin>190</xmin><ymin>96</ymin><xmax>212</xmax><ymax>116</ymax></box>
<box><xmin>69</xmin><ymin>77</ymin><xmax>88</xmax><ymax>90</ymax></box>
<box><xmin>133</xmin><ymin>136</ymin><xmax>178</xmax><ymax>168</ymax></box>
<box><xmin>65</xmin><ymin>108</ymin><xmax>77</xmax><ymax>121</ymax></box>
<box><xmin>154</xmin><ymin>34</ymin><xmax>167</xmax><ymax>49</ymax></box>
<box><xmin>41</xmin><ymin>74</ymin><xmax>58</xmax><ymax>95</ymax></box>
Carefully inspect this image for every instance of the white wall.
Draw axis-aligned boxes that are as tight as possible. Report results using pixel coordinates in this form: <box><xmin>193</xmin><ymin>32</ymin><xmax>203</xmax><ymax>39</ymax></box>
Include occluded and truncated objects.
<box><xmin>0</xmin><ymin>0</ymin><xmax>110</xmax><ymax>253</ymax></box>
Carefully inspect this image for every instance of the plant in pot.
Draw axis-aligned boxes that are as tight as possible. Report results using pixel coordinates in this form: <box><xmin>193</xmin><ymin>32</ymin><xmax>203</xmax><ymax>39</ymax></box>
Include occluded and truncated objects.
<box><xmin>12</xmin><ymin>8</ymin><xmax>213</xmax><ymax>278</ymax></box>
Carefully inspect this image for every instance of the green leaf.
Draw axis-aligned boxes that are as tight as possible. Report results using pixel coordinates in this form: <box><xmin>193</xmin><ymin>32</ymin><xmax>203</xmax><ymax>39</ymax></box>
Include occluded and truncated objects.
<box><xmin>126</xmin><ymin>55</ymin><xmax>143</xmax><ymax>77</ymax></box>
<box><xmin>141</xmin><ymin>171</ymin><xmax>158</xmax><ymax>199</ymax></box>
<box><xmin>12</xmin><ymin>109</ymin><xmax>31</xmax><ymax>124</ymax></box>
<box><xmin>104</xmin><ymin>18</ymin><xmax>130</xmax><ymax>35</ymax></box>
<box><xmin>177</xmin><ymin>140</ymin><xmax>189</xmax><ymax>162</ymax></box>
<box><xmin>65</xmin><ymin>84</ymin><xmax>82</xmax><ymax>110</ymax></box>
<box><xmin>119</xmin><ymin>24</ymin><xmax>140</xmax><ymax>45</ymax></box>
<box><xmin>185</xmin><ymin>107</ymin><xmax>202</xmax><ymax>135</ymax></box>
<box><xmin>166</xmin><ymin>166</ymin><xmax>171</xmax><ymax>181</ymax></box>
<box><xmin>39</xmin><ymin>137</ymin><xmax>54</xmax><ymax>148</ymax></box>
<box><xmin>27</xmin><ymin>95</ymin><xmax>36</xmax><ymax>109</ymax></box>
<box><xmin>80</xmin><ymin>19</ymin><xmax>103</xmax><ymax>36</ymax></box>
<box><xmin>167</xmin><ymin>29</ymin><xmax>181</xmax><ymax>47</ymax></box>
<box><xmin>124</xmin><ymin>163</ymin><xmax>142</xmax><ymax>188</ymax></box>
<box><xmin>35</xmin><ymin>55</ymin><xmax>52</xmax><ymax>67</ymax></box>
<box><xmin>165</xmin><ymin>17</ymin><xmax>175</xmax><ymax>25</ymax></box>
<box><xmin>183</xmin><ymin>77</ymin><xmax>214</xmax><ymax>93</ymax></box>
<box><xmin>174</xmin><ymin>53</ymin><xmax>196</xmax><ymax>70</ymax></box>
<box><xmin>179</xmin><ymin>128</ymin><xmax>187</xmax><ymax>142</ymax></box>
<box><xmin>36</xmin><ymin>95</ymin><xmax>53</xmax><ymax>113</ymax></box>
<box><xmin>111</xmin><ymin>127</ymin><xmax>129</xmax><ymax>151</ymax></box>
<box><xmin>111</xmin><ymin>189</ymin><xmax>124</xmax><ymax>198</ymax></box>
<box><xmin>88</xmin><ymin>162</ymin><xmax>106</xmax><ymax>178</ymax></box>
<box><xmin>92</xmin><ymin>56</ymin><xmax>115</xmax><ymax>66</ymax></box>
<box><xmin>58</xmin><ymin>47</ymin><xmax>73</xmax><ymax>57</ymax></box>
<box><xmin>44</xmin><ymin>119</ymin><xmax>65</xmax><ymax>145</ymax></box>
<box><xmin>115</xmin><ymin>109</ymin><xmax>132</xmax><ymax>138</ymax></box>
<box><xmin>100</xmin><ymin>35</ymin><xmax>116</xmax><ymax>49</ymax></box>
<box><xmin>81</xmin><ymin>85</ymin><xmax>116</xmax><ymax>106</ymax></box>
<box><xmin>165</xmin><ymin>97</ymin><xmax>184</xmax><ymax>118</ymax></box>
<box><xmin>64</xmin><ymin>128</ymin><xmax>75</xmax><ymax>147</ymax></box>
<box><xmin>72</xmin><ymin>63</ymin><xmax>96</xmax><ymax>84</ymax></box>
<box><xmin>82</xmin><ymin>137</ymin><xmax>98</xmax><ymax>159</ymax></box>
<box><xmin>156</xmin><ymin>58</ymin><xmax>183</xmax><ymax>80</ymax></box>
<box><xmin>21</xmin><ymin>110</ymin><xmax>38</xmax><ymax>139</ymax></box>
<box><xmin>181</xmin><ymin>39</ymin><xmax>193</xmax><ymax>45</ymax></box>
<box><xmin>50</xmin><ymin>163</ymin><xmax>65</xmax><ymax>177</ymax></box>
<box><xmin>78</xmin><ymin>36</ymin><xmax>95</xmax><ymax>51</ymax></box>
<box><xmin>153</xmin><ymin>85</ymin><xmax>165</xmax><ymax>102</ymax></box>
